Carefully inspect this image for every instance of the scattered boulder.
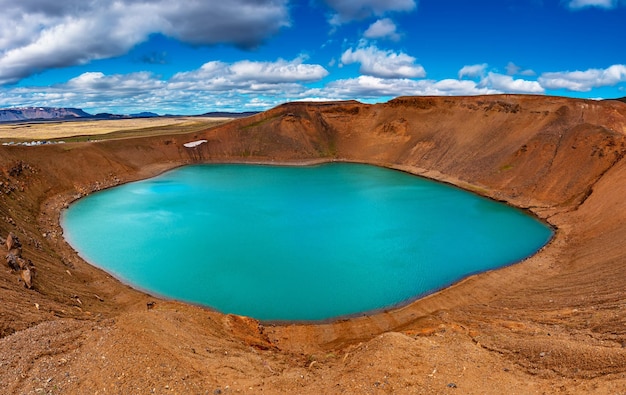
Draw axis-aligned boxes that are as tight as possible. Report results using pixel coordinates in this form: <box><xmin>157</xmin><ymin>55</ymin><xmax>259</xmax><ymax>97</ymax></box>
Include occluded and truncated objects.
<box><xmin>7</xmin><ymin>246</ymin><xmax>21</xmax><ymax>258</ymax></box>
<box><xmin>16</xmin><ymin>257</ymin><xmax>30</xmax><ymax>270</ymax></box>
<box><xmin>6</xmin><ymin>252</ymin><xmax>20</xmax><ymax>271</ymax></box>
<box><xmin>4</xmin><ymin>231</ymin><xmax>35</xmax><ymax>289</ymax></box>
<box><xmin>6</xmin><ymin>232</ymin><xmax>20</xmax><ymax>251</ymax></box>
<box><xmin>20</xmin><ymin>266</ymin><xmax>33</xmax><ymax>289</ymax></box>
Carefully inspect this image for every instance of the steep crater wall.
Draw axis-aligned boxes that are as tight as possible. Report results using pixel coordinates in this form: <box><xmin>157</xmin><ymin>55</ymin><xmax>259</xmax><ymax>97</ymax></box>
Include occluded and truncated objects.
<box><xmin>1</xmin><ymin>95</ymin><xmax>626</xmax><ymax>388</ymax></box>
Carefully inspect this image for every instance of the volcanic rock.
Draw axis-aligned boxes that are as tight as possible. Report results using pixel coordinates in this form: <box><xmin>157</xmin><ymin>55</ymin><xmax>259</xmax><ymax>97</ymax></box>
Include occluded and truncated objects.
<box><xmin>0</xmin><ymin>95</ymin><xmax>625</xmax><ymax>394</ymax></box>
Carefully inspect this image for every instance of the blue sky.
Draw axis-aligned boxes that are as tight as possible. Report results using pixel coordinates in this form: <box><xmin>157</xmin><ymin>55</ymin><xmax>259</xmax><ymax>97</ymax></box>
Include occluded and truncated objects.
<box><xmin>0</xmin><ymin>0</ymin><xmax>625</xmax><ymax>114</ymax></box>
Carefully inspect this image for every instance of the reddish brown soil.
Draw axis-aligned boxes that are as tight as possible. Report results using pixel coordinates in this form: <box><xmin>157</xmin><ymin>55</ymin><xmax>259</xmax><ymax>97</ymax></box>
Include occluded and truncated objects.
<box><xmin>1</xmin><ymin>95</ymin><xmax>625</xmax><ymax>394</ymax></box>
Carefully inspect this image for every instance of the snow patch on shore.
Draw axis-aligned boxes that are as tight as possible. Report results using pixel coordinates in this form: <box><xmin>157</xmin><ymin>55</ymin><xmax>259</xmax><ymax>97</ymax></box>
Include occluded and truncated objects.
<box><xmin>183</xmin><ymin>139</ymin><xmax>207</xmax><ymax>148</ymax></box>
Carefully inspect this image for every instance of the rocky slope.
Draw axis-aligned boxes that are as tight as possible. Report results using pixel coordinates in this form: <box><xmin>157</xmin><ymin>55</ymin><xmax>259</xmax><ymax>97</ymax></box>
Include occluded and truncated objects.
<box><xmin>0</xmin><ymin>95</ymin><xmax>625</xmax><ymax>394</ymax></box>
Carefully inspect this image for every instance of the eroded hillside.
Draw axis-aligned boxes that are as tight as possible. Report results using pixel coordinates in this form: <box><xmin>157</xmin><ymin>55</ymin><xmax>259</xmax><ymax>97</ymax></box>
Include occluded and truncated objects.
<box><xmin>1</xmin><ymin>95</ymin><xmax>625</xmax><ymax>394</ymax></box>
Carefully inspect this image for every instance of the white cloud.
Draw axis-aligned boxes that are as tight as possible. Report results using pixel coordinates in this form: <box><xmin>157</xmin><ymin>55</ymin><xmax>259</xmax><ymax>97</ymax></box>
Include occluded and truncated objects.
<box><xmin>6</xmin><ymin>59</ymin><xmax>626</xmax><ymax>115</ymax></box>
<box><xmin>0</xmin><ymin>13</ymin><xmax>146</xmax><ymax>85</ymax></box>
<box><xmin>505</xmin><ymin>62</ymin><xmax>536</xmax><ymax>76</ymax></box>
<box><xmin>458</xmin><ymin>64</ymin><xmax>488</xmax><ymax>79</ymax></box>
<box><xmin>229</xmin><ymin>57</ymin><xmax>329</xmax><ymax>83</ymax></box>
<box><xmin>479</xmin><ymin>73</ymin><xmax>545</xmax><ymax>94</ymax></box>
<box><xmin>0</xmin><ymin>68</ymin><xmax>499</xmax><ymax>115</ymax></box>
<box><xmin>521</xmin><ymin>69</ymin><xmax>537</xmax><ymax>77</ymax></box>
<box><xmin>313</xmin><ymin>76</ymin><xmax>497</xmax><ymax>99</ymax></box>
<box><xmin>324</xmin><ymin>0</ymin><xmax>417</xmax><ymax>25</ymax></box>
<box><xmin>323</xmin><ymin>76</ymin><xmax>420</xmax><ymax>97</ymax></box>
<box><xmin>341</xmin><ymin>45</ymin><xmax>426</xmax><ymax>78</ymax></box>
<box><xmin>566</xmin><ymin>0</ymin><xmax>618</xmax><ymax>9</ymax></box>
<box><xmin>430</xmin><ymin>79</ymin><xmax>499</xmax><ymax>96</ymax></box>
<box><xmin>0</xmin><ymin>0</ymin><xmax>290</xmax><ymax>84</ymax></box>
<box><xmin>66</xmin><ymin>72</ymin><xmax>165</xmax><ymax>95</ymax></box>
<box><xmin>364</xmin><ymin>18</ymin><xmax>401</xmax><ymax>41</ymax></box>
<box><xmin>0</xmin><ymin>57</ymin><xmax>328</xmax><ymax>114</ymax></box>
<box><xmin>170</xmin><ymin>57</ymin><xmax>328</xmax><ymax>92</ymax></box>
<box><xmin>538</xmin><ymin>64</ymin><xmax>626</xmax><ymax>91</ymax></box>
<box><xmin>1</xmin><ymin>72</ymin><xmax>177</xmax><ymax>113</ymax></box>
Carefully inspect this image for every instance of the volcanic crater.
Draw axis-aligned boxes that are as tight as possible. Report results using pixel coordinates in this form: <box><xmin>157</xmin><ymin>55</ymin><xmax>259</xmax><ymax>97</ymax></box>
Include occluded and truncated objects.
<box><xmin>1</xmin><ymin>95</ymin><xmax>625</xmax><ymax>394</ymax></box>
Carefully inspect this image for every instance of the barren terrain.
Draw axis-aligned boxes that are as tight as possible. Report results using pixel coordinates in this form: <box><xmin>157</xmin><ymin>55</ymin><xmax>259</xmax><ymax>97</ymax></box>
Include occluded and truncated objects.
<box><xmin>1</xmin><ymin>95</ymin><xmax>625</xmax><ymax>394</ymax></box>
<box><xmin>0</xmin><ymin>117</ymin><xmax>230</xmax><ymax>142</ymax></box>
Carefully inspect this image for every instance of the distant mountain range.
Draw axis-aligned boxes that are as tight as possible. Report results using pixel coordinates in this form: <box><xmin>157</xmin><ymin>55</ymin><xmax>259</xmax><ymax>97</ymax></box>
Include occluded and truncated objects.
<box><xmin>90</xmin><ymin>111</ymin><xmax>161</xmax><ymax>120</ymax></box>
<box><xmin>0</xmin><ymin>107</ymin><xmax>257</xmax><ymax>123</ymax></box>
<box><xmin>0</xmin><ymin>107</ymin><xmax>91</xmax><ymax>122</ymax></box>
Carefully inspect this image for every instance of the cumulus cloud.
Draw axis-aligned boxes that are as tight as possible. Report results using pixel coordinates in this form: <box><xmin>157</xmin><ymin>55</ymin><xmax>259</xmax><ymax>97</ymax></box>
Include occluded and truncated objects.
<box><xmin>6</xmin><ymin>58</ymin><xmax>626</xmax><ymax>115</ymax></box>
<box><xmin>364</xmin><ymin>18</ymin><xmax>401</xmax><ymax>41</ymax></box>
<box><xmin>312</xmin><ymin>76</ymin><xmax>497</xmax><ymax>100</ymax></box>
<box><xmin>158</xmin><ymin>1</ymin><xmax>290</xmax><ymax>46</ymax></box>
<box><xmin>1</xmin><ymin>72</ymin><xmax>174</xmax><ymax>113</ymax></box>
<box><xmin>458</xmin><ymin>64</ymin><xmax>488</xmax><ymax>79</ymax></box>
<box><xmin>566</xmin><ymin>0</ymin><xmax>618</xmax><ymax>9</ymax></box>
<box><xmin>505</xmin><ymin>62</ymin><xmax>536</xmax><ymax>76</ymax></box>
<box><xmin>538</xmin><ymin>64</ymin><xmax>626</xmax><ymax>91</ymax></box>
<box><xmin>0</xmin><ymin>62</ymin><xmax>499</xmax><ymax>114</ymax></box>
<box><xmin>341</xmin><ymin>45</ymin><xmax>426</xmax><ymax>78</ymax></box>
<box><xmin>323</xmin><ymin>76</ymin><xmax>420</xmax><ymax>97</ymax></box>
<box><xmin>429</xmin><ymin>79</ymin><xmax>500</xmax><ymax>96</ymax></box>
<box><xmin>324</xmin><ymin>0</ymin><xmax>417</xmax><ymax>25</ymax></box>
<box><xmin>66</xmin><ymin>72</ymin><xmax>164</xmax><ymax>94</ymax></box>
<box><xmin>342</xmin><ymin>73</ymin><xmax>541</xmax><ymax>99</ymax></box>
<box><xmin>479</xmin><ymin>73</ymin><xmax>544</xmax><ymax>94</ymax></box>
<box><xmin>0</xmin><ymin>12</ymin><xmax>147</xmax><ymax>84</ymax></box>
<box><xmin>0</xmin><ymin>0</ymin><xmax>290</xmax><ymax>84</ymax></box>
<box><xmin>170</xmin><ymin>57</ymin><xmax>328</xmax><ymax>90</ymax></box>
<box><xmin>0</xmin><ymin>57</ymin><xmax>328</xmax><ymax>114</ymax></box>
<box><xmin>229</xmin><ymin>57</ymin><xmax>329</xmax><ymax>83</ymax></box>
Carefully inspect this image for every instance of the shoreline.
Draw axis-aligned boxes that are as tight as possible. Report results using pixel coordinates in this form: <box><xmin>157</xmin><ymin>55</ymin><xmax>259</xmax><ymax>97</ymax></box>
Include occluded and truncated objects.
<box><xmin>2</xmin><ymin>95</ymin><xmax>625</xmax><ymax>393</ymax></box>
<box><xmin>59</xmin><ymin>159</ymin><xmax>557</xmax><ymax>326</ymax></box>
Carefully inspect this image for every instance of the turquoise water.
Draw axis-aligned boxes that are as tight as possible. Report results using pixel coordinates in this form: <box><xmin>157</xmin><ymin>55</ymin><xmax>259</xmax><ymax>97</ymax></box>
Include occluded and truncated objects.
<box><xmin>62</xmin><ymin>163</ymin><xmax>552</xmax><ymax>321</ymax></box>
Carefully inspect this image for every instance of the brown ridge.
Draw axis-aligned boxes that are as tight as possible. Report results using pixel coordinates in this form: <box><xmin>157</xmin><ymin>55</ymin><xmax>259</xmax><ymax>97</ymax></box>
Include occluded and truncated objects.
<box><xmin>1</xmin><ymin>95</ymin><xmax>625</xmax><ymax>393</ymax></box>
